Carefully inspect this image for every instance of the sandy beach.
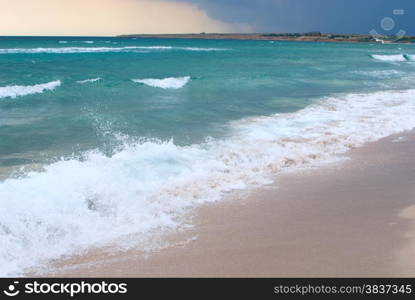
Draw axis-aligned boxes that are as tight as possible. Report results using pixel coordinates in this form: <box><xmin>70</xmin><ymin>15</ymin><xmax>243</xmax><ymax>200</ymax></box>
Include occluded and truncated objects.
<box><xmin>37</xmin><ymin>131</ymin><xmax>415</xmax><ymax>277</ymax></box>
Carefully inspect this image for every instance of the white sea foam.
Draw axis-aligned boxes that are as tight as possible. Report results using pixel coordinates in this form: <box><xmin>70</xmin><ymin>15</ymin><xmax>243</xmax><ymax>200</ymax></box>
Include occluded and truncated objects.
<box><xmin>0</xmin><ymin>80</ymin><xmax>61</xmax><ymax>99</ymax></box>
<box><xmin>83</xmin><ymin>41</ymin><xmax>94</xmax><ymax>44</ymax></box>
<box><xmin>371</xmin><ymin>54</ymin><xmax>408</xmax><ymax>62</ymax></box>
<box><xmin>130</xmin><ymin>46</ymin><xmax>172</xmax><ymax>50</ymax></box>
<box><xmin>58</xmin><ymin>41</ymin><xmax>68</xmax><ymax>44</ymax></box>
<box><xmin>1</xmin><ymin>88</ymin><xmax>415</xmax><ymax>276</ymax></box>
<box><xmin>76</xmin><ymin>78</ymin><xmax>102</xmax><ymax>84</ymax></box>
<box><xmin>0</xmin><ymin>46</ymin><xmax>228</xmax><ymax>54</ymax></box>
<box><xmin>0</xmin><ymin>47</ymin><xmax>144</xmax><ymax>54</ymax></box>
<box><xmin>181</xmin><ymin>47</ymin><xmax>229</xmax><ymax>51</ymax></box>
<box><xmin>132</xmin><ymin>76</ymin><xmax>190</xmax><ymax>89</ymax></box>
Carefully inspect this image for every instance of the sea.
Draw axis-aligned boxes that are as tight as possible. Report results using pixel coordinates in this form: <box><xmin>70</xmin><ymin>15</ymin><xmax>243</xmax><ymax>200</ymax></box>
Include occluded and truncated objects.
<box><xmin>0</xmin><ymin>36</ymin><xmax>415</xmax><ymax>276</ymax></box>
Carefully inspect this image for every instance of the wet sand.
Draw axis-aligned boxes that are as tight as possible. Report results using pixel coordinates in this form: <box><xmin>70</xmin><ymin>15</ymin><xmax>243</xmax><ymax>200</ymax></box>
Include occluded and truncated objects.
<box><xmin>41</xmin><ymin>131</ymin><xmax>415</xmax><ymax>277</ymax></box>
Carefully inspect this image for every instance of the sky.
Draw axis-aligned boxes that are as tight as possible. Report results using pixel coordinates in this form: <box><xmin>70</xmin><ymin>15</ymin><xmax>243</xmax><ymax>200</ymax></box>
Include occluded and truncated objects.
<box><xmin>1</xmin><ymin>0</ymin><xmax>414</xmax><ymax>36</ymax></box>
<box><xmin>180</xmin><ymin>0</ymin><xmax>415</xmax><ymax>35</ymax></box>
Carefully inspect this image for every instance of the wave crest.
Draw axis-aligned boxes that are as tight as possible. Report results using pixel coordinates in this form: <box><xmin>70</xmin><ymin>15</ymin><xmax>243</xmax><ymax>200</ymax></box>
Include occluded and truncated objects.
<box><xmin>0</xmin><ymin>80</ymin><xmax>61</xmax><ymax>99</ymax></box>
<box><xmin>371</xmin><ymin>54</ymin><xmax>411</xmax><ymax>62</ymax></box>
<box><xmin>76</xmin><ymin>78</ymin><xmax>102</xmax><ymax>84</ymax></box>
<box><xmin>132</xmin><ymin>76</ymin><xmax>190</xmax><ymax>89</ymax></box>
<box><xmin>0</xmin><ymin>46</ymin><xmax>228</xmax><ymax>54</ymax></box>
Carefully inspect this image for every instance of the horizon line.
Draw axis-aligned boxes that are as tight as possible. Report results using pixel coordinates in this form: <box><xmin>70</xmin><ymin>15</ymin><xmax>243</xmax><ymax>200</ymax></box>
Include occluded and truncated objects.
<box><xmin>0</xmin><ymin>32</ymin><xmax>414</xmax><ymax>38</ymax></box>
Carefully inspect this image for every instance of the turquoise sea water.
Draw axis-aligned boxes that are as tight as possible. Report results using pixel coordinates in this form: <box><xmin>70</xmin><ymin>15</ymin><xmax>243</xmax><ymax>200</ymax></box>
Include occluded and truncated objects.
<box><xmin>1</xmin><ymin>37</ymin><xmax>414</xmax><ymax>170</ymax></box>
<box><xmin>1</xmin><ymin>37</ymin><xmax>415</xmax><ymax>275</ymax></box>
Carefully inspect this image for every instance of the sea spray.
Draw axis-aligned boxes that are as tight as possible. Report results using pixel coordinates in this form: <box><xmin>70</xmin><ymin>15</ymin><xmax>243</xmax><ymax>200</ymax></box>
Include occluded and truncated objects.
<box><xmin>1</xmin><ymin>88</ymin><xmax>415</xmax><ymax>276</ymax></box>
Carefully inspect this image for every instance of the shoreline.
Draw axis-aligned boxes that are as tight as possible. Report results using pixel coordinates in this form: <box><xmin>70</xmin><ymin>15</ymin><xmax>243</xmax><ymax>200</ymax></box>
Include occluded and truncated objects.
<box><xmin>118</xmin><ymin>33</ymin><xmax>415</xmax><ymax>44</ymax></box>
<box><xmin>37</xmin><ymin>130</ymin><xmax>415</xmax><ymax>277</ymax></box>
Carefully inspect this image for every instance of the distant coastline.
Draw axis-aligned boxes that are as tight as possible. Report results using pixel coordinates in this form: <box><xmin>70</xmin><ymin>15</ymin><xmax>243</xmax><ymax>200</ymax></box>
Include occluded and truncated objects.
<box><xmin>118</xmin><ymin>32</ymin><xmax>415</xmax><ymax>44</ymax></box>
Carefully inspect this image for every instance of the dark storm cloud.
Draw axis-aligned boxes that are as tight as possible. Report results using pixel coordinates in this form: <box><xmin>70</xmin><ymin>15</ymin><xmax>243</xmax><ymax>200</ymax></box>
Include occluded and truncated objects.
<box><xmin>174</xmin><ymin>0</ymin><xmax>415</xmax><ymax>34</ymax></box>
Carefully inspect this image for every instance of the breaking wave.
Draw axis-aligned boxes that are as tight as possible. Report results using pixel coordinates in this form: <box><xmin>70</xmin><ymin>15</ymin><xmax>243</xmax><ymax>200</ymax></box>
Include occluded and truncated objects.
<box><xmin>76</xmin><ymin>78</ymin><xmax>102</xmax><ymax>84</ymax></box>
<box><xmin>132</xmin><ymin>76</ymin><xmax>190</xmax><ymax>89</ymax></box>
<box><xmin>0</xmin><ymin>46</ymin><xmax>229</xmax><ymax>54</ymax></box>
<box><xmin>371</xmin><ymin>54</ymin><xmax>413</xmax><ymax>62</ymax></box>
<box><xmin>0</xmin><ymin>80</ymin><xmax>61</xmax><ymax>99</ymax></box>
<box><xmin>1</xmin><ymin>88</ymin><xmax>415</xmax><ymax>275</ymax></box>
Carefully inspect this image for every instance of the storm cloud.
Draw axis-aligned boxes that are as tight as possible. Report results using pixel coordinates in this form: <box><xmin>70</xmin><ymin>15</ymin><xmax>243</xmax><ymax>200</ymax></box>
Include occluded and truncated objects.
<box><xmin>174</xmin><ymin>0</ymin><xmax>415</xmax><ymax>35</ymax></box>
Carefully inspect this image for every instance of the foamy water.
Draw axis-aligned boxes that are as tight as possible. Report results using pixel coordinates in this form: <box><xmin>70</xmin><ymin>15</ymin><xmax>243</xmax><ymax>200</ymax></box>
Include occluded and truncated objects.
<box><xmin>371</xmin><ymin>54</ymin><xmax>414</xmax><ymax>62</ymax></box>
<box><xmin>76</xmin><ymin>78</ymin><xmax>102</xmax><ymax>84</ymax></box>
<box><xmin>0</xmin><ymin>46</ymin><xmax>228</xmax><ymax>54</ymax></box>
<box><xmin>1</xmin><ymin>88</ymin><xmax>415</xmax><ymax>275</ymax></box>
<box><xmin>0</xmin><ymin>81</ymin><xmax>61</xmax><ymax>99</ymax></box>
<box><xmin>132</xmin><ymin>77</ymin><xmax>190</xmax><ymax>89</ymax></box>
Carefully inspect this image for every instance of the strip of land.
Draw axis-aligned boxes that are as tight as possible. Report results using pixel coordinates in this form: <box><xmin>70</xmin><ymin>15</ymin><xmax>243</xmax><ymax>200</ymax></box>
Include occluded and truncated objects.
<box><xmin>119</xmin><ymin>33</ymin><xmax>415</xmax><ymax>44</ymax></box>
<box><xmin>39</xmin><ymin>131</ymin><xmax>415</xmax><ymax>277</ymax></box>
